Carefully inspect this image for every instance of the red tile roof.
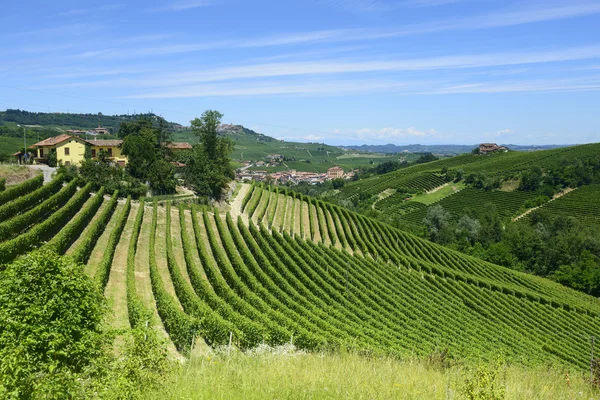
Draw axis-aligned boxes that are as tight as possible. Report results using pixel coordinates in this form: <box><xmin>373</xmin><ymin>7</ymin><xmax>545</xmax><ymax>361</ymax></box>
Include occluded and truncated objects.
<box><xmin>86</xmin><ymin>139</ymin><xmax>123</xmax><ymax>147</ymax></box>
<box><xmin>166</xmin><ymin>142</ymin><xmax>192</xmax><ymax>150</ymax></box>
<box><xmin>32</xmin><ymin>134</ymin><xmax>73</xmax><ymax>147</ymax></box>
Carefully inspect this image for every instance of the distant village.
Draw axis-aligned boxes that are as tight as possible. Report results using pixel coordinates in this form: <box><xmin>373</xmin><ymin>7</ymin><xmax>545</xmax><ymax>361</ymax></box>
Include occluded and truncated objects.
<box><xmin>235</xmin><ymin>154</ymin><xmax>354</xmax><ymax>185</ymax></box>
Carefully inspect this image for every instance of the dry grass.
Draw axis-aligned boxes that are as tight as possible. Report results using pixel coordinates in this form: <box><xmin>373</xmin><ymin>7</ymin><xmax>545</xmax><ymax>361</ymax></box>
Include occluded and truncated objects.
<box><xmin>0</xmin><ymin>165</ymin><xmax>41</xmax><ymax>186</ymax></box>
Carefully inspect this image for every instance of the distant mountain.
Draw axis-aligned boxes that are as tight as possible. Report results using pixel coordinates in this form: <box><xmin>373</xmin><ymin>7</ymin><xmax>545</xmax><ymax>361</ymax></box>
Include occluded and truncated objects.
<box><xmin>343</xmin><ymin>143</ymin><xmax>572</xmax><ymax>155</ymax></box>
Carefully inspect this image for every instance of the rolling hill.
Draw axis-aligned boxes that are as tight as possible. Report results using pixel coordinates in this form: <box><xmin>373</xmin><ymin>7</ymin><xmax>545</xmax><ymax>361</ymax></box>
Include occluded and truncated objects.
<box><xmin>340</xmin><ymin>142</ymin><xmax>600</xmax><ymax>225</ymax></box>
<box><xmin>1</xmin><ymin>175</ymin><xmax>600</xmax><ymax>371</ymax></box>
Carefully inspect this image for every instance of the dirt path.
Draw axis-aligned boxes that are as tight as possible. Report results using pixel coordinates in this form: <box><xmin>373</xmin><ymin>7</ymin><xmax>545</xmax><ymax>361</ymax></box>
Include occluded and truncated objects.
<box><xmin>136</xmin><ymin>205</ymin><xmax>181</xmax><ymax>360</ymax></box>
<box><xmin>84</xmin><ymin>203</ymin><xmax>124</xmax><ymax>277</ymax></box>
<box><xmin>66</xmin><ymin>198</ymin><xmax>108</xmax><ymax>256</ymax></box>
<box><xmin>229</xmin><ymin>183</ymin><xmax>250</xmax><ymax>226</ymax></box>
<box><xmin>155</xmin><ymin>206</ymin><xmax>183</xmax><ymax>310</ymax></box>
<box><xmin>104</xmin><ymin>203</ymin><xmax>139</xmax><ymax>331</ymax></box>
<box><xmin>512</xmin><ymin>188</ymin><xmax>575</xmax><ymax>222</ymax></box>
<box><xmin>309</xmin><ymin>203</ymin><xmax>321</xmax><ymax>242</ymax></box>
<box><xmin>426</xmin><ymin>182</ymin><xmax>449</xmax><ymax>194</ymax></box>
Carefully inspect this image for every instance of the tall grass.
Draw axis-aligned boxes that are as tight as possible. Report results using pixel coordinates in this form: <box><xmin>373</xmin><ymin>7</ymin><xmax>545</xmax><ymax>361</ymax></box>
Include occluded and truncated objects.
<box><xmin>146</xmin><ymin>346</ymin><xmax>598</xmax><ymax>399</ymax></box>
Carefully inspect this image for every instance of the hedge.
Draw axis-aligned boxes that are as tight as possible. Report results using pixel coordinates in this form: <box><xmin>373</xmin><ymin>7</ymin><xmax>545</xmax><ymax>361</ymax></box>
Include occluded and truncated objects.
<box><xmin>0</xmin><ymin>179</ymin><xmax>79</xmax><ymax>242</ymax></box>
<box><xmin>43</xmin><ymin>187</ymin><xmax>107</xmax><ymax>255</ymax></box>
<box><xmin>0</xmin><ymin>174</ymin><xmax>44</xmax><ymax>207</ymax></box>
<box><xmin>0</xmin><ymin>174</ymin><xmax>65</xmax><ymax>223</ymax></box>
<box><xmin>94</xmin><ymin>196</ymin><xmax>131</xmax><ymax>288</ymax></box>
<box><xmin>0</xmin><ymin>182</ymin><xmax>92</xmax><ymax>265</ymax></box>
<box><xmin>70</xmin><ymin>190</ymin><xmax>119</xmax><ymax>265</ymax></box>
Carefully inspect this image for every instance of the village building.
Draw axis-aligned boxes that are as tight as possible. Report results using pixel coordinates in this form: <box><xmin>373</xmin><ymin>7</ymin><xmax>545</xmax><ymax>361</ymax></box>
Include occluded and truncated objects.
<box><xmin>327</xmin><ymin>166</ymin><xmax>344</xmax><ymax>179</ymax></box>
<box><xmin>479</xmin><ymin>143</ymin><xmax>508</xmax><ymax>154</ymax></box>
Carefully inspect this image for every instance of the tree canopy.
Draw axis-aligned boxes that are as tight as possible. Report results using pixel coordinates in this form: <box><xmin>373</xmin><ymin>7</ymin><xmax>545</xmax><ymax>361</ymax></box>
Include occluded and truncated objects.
<box><xmin>183</xmin><ymin>110</ymin><xmax>234</xmax><ymax>199</ymax></box>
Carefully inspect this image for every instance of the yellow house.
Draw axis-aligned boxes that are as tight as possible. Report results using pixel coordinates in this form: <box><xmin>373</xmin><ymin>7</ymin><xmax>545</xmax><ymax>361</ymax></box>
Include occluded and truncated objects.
<box><xmin>32</xmin><ymin>135</ymin><xmax>127</xmax><ymax>167</ymax></box>
<box><xmin>32</xmin><ymin>135</ymin><xmax>190</xmax><ymax>167</ymax></box>
<box><xmin>88</xmin><ymin>139</ymin><xmax>127</xmax><ymax>167</ymax></box>
<box><xmin>32</xmin><ymin>134</ymin><xmax>88</xmax><ymax>166</ymax></box>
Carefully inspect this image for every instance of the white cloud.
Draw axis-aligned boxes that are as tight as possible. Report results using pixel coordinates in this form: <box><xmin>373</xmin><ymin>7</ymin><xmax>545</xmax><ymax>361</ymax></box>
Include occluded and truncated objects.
<box><xmin>303</xmin><ymin>134</ymin><xmax>325</xmax><ymax>141</ymax></box>
<box><xmin>496</xmin><ymin>128</ymin><xmax>514</xmax><ymax>136</ymax></box>
<box><xmin>146</xmin><ymin>0</ymin><xmax>215</xmax><ymax>12</ymax></box>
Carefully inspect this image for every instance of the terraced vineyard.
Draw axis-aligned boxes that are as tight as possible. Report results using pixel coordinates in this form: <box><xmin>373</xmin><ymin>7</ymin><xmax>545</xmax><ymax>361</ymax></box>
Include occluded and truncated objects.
<box><xmin>392</xmin><ymin>188</ymin><xmax>539</xmax><ymax>226</ymax></box>
<box><xmin>341</xmin><ymin>143</ymin><xmax>600</xmax><ymax>202</ymax></box>
<box><xmin>520</xmin><ymin>185</ymin><xmax>600</xmax><ymax>228</ymax></box>
<box><xmin>3</xmin><ymin>176</ymin><xmax>600</xmax><ymax>370</ymax></box>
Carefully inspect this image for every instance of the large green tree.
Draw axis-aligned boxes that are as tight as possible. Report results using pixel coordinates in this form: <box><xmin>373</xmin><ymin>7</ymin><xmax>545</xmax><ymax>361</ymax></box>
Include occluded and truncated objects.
<box><xmin>119</xmin><ymin>118</ymin><xmax>176</xmax><ymax>195</ymax></box>
<box><xmin>184</xmin><ymin>110</ymin><xmax>234</xmax><ymax>199</ymax></box>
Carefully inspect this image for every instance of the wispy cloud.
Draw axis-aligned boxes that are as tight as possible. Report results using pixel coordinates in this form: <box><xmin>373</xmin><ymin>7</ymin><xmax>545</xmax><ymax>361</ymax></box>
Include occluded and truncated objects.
<box><xmin>102</xmin><ymin>45</ymin><xmax>600</xmax><ymax>86</ymax></box>
<box><xmin>146</xmin><ymin>0</ymin><xmax>216</xmax><ymax>12</ymax></box>
<box><xmin>74</xmin><ymin>2</ymin><xmax>600</xmax><ymax>60</ymax></box>
<box><xmin>57</xmin><ymin>4</ymin><xmax>125</xmax><ymax>17</ymax></box>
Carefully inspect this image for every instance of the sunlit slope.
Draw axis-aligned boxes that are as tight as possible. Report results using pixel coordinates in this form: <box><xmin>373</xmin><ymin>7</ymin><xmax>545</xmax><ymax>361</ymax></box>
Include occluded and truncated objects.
<box><xmin>3</xmin><ymin>176</ymin><xmax>600</xmax><ymax>370</ymax></box>
<box><xmin>340</xmin><ymin>142</ymin><xmax>600</xmax><ymax>200</ymax></box>
<box><xmin>519</xmin><ymin>184</ymin><xmax>600</xmax><ymax>228</ymax></box>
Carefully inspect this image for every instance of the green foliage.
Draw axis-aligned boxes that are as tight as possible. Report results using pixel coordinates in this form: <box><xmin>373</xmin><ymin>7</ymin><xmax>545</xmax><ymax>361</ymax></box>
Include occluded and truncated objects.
<box><xmin>0</xmin><ymin>251</ymin><xmax>108</xmax><ymax>399</ymax></box>
<box><xmin>0</xmin><ymin>174</ymin><xmax>64</xmax><ymax>223</ymax></box>
<box><xmin>148</xmin><ymin>201</ymin><xmax>200</xmax><ymax>354</ymax></box>
<box><xmin>184</xmin><ymin>110</ymin><xmax>234</xmax><ymax>199</ymax></box>
<box><xmin>70</xmin><ymin>190</ymin><xmax>119</xmax><ymax>265</ymax></box>
<box><xmin>47</xmin><ymin>148</ymin><xmax>57</xmax><ymax>167</ymax></box>
<box><xmin>0</xmin><ymin>178</ymin><xmax>5</xmax><ymax>191</ymax></box>
<box><xmin>42</xmin><ymin>187</ymin><xmax>106</xmax><ymax>255</ymax></box>
<box><xmin>0</xmin><ymin>178</ymin><xmax>78</xmax><ymax>242</ymax></box>
<box><xmin>0</xmin><ymin>182</ymin><xmax>91</xmax><ymax>264</ymax></box>
<box><xmin>119</xmin><ymin>118</ymin><xmax>176</xmax><ymax>195</ymax></box>
<box><xmin>459</xmin><ymin>359</ymin><xmax>506</xmax><ymax>400</ymax></box>
<box><xmin>125</xmin><ymin>199</ymin><xmax>152</xmax><ymax>328</ymax></box>
<box><xmin>80</xmin><ymin>155</ymin><xmax>147</xmax><ymax>198</ymax></box>
<box><xmin>0</xmin><ymin>174</ymin><xmax>43</xmax><ymax>207</ymax></box>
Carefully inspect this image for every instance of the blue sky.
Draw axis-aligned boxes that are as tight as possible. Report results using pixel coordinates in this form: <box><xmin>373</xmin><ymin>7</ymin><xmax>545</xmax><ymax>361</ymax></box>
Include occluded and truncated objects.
<box><xmin>1</xmin><ymin>0</ymin><xmax>600</xmax><ymax>145</ymax></box>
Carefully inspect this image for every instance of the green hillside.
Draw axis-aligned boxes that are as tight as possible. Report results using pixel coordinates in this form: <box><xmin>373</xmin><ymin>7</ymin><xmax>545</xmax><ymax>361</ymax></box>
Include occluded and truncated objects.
<box><xmin>340</xmin><ymin>142</ymin><xmax>600</xmax><ymax>218</ymax></box>
<box><xmin>2</xmin><ymin>176</ymin><xmax>600</xmax><ymax>373</ymax></box>
<box><xmin>1</xmin><ymin>110</ymin><xmax>419</xmax><ymax>171</ymax></box>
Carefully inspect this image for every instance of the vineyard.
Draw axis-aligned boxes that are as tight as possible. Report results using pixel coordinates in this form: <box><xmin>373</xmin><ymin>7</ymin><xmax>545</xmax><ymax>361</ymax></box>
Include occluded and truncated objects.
<box><xmin>519</xmin><ymin>185</ymin><xmax>600</xmax><ymax>228</ymax></box>
<box><xmin>340</xmin><ymin>143</ymin><xmax>600</xmax><ymax>203</ymax></box>
<box><xmin>2</xmin><ymin>176</ymin><xmax>600</xmax><ymax>370</ymax></box>
<box><xmin>390</xmin><ymin>188</ymin><xmax>540</xmax><ymax>226</ymax></box>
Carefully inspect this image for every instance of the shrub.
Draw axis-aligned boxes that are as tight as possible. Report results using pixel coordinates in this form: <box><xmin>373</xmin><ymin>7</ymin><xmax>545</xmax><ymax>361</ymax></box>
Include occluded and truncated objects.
<box><xmin>0</xmin><ymin>251</ymin><xmax>108</xmax><ymax>398</ymax></box>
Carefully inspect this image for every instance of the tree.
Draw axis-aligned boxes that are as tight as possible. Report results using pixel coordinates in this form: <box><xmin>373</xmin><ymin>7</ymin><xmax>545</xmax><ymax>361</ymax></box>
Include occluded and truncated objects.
<box><xmin>119</xmin><ymin>118</ymin><xmax>176</xmax><ymax>195</ymax></box>
<box><xmin>332</xmin><ymin>178</ymin><xmax>345</xmax><ymax>189</ymax></box>
<box><xmin>423</xmin><ymin>205</ymin><xmax>455</xmax><ymax>244</ymax></box>
<box><xmin>184</xmin><ymin>110</ymin><xmax>234</xmax><ymax>199</ymax></box>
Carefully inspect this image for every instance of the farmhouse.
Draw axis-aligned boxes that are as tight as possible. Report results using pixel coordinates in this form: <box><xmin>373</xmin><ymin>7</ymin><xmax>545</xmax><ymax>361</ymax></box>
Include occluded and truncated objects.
<box><xmin>479</xmin><ymin>143</ymin><xmax>508</xmax><ymax>154</ymax></box>
<box><xmin>32</xmin><ymin>134</ymin><xmax>193</xmax><ymax>167</ymax></box>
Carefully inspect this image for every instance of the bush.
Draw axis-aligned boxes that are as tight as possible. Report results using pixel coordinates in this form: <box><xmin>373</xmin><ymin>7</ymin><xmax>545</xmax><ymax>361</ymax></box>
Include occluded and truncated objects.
<box><xmin>0</xmin><ymin>251</ymin><xmax>108</xmax><ymax>398</ymax></box>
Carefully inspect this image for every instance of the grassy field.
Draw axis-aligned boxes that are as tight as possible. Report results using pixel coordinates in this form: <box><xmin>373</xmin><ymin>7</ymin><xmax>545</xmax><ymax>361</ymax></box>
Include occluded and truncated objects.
<box><xmin>147</xmin><ymin>347</ymin><xmax>598</xmax><ymax>400</ymax></box>
<box><xmin>413</xmin><ymin>182</ymin><xmax>466</xmax><ymax>205</ymax></box>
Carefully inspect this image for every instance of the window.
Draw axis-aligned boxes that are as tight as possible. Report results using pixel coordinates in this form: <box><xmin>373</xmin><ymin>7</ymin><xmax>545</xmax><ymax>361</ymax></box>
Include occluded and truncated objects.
<box><xmin>65</xmin><ymin>161</ymin><xmax>71</xmax><ymax>166</ymax></box>
<box><xmin>39</xmin><ymin>149</ymin><xmax>44</xmax><ymax>158</ymax></box>
<box><xmin>91</xmin><ymin>149</ymin><xmax>96</xmax><ymax>158</ymax></box>
<box><xmin>64</xmin><ymin>147</ymin><xmax>70</xmax><ymax>156</ymax></box>
<box><xmin>107</xmin><ymin>148</ymin><xmax>113</xmax><ymax>157</ymax></box>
